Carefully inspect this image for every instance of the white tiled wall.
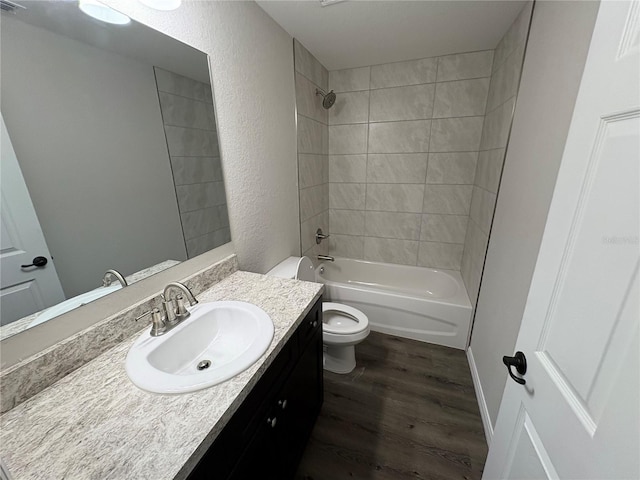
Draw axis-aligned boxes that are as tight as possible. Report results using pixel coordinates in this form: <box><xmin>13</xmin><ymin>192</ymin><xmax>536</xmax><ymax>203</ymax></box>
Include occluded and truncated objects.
<box><xmin>294</xmin><ymin>41</ymin><xmax>330</xmax><ymax>261</ymax></box>
<box><xmin>155</xmin><ymin>67</ymin><xmax>230</xmax><ymax>258</ymax></box>
<box><xmin>461</xmin><ymin>3</ymin><xmax>533</xmax><ymax>306</ymax></box>
<box><xmin>326</xmin><ymin>50</ymin><xmax>493</xmax><ymax>269</ymax></box>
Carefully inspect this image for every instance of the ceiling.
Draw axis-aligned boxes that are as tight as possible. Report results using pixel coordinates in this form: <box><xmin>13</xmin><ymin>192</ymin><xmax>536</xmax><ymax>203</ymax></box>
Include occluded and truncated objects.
<box><xmin>257</xmin><ymin>0</ymin><xmax>527</xmax><ymax>71</ymax></box>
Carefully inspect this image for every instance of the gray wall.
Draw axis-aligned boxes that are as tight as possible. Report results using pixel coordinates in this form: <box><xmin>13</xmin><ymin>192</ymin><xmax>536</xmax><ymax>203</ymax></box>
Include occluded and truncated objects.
<box><xmin>295</xmin><ymin>40</ymin><xmax>330</xmax><ymax>262</ymax></box>
<box><xmin>469</xmin><ymin>0</ymin><xmax>599</xmax><ymax>432</ymax></box>
<box><xmin>154</xmin><ymin>67</ymin><xmax>231</xmax><ymax>258</ymax></box>
<box><xmin>461</xmin><ymin>3</ymin><xmax>533</xmax><ymax>307</ymax></box>
<box><xmin>1</xmin><ymin>16</ymin><xmax>187</xmax><ymax>298</ymax></box>
<box><xmin>325</xmin><ymin>51</ymin><xmax>494</xmax><ymax>269</ymax></box>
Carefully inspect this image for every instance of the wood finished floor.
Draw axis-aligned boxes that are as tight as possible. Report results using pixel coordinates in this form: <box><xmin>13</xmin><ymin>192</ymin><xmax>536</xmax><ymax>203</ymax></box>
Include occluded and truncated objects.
<box><xmin>295</xmin><ymin>332</ymin><xmax>488</xmax><ymax>480</ymax></box>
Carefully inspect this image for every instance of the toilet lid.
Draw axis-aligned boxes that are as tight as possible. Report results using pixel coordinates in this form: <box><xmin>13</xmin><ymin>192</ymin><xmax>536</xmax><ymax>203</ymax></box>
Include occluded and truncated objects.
<box><xmin>322</xmin><ymin>302</ymin><xmax>369</xmax><ymax>335</ymax></box>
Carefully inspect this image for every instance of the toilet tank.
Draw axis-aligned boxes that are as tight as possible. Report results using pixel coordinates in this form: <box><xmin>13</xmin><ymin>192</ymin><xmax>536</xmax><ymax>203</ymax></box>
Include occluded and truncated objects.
<box><xmin>266</xmin><ymin>256</ymin><xmax>315</xmax><ymax>282</ymax></box>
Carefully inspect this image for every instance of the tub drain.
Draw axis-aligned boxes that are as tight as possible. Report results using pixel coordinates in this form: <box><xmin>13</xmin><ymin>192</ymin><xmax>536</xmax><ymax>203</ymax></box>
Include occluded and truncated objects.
<box><xmin>197</xmin><ymin>360</ymin><xmax>211</xmax><ymax>371</ymax></box>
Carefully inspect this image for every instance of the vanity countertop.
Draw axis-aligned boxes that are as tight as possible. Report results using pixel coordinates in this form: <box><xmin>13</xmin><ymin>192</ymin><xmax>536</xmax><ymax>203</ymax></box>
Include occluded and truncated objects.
<box><xmin>0</xmin><ymin>271</ymin><xmax>323</xmax><ymax>480</ymax></box>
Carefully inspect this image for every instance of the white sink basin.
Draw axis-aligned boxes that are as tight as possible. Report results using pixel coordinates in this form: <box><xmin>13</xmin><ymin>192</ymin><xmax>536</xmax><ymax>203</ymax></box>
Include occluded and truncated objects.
<box><xmin>29</xmin><ymin>284</ymin><xmax>122</xmax><ymax>327</ymax></box>
<box><xmin>125</xmin><ymin>301</ymin><xmax>274</xmax><ymax>394</ymax></box>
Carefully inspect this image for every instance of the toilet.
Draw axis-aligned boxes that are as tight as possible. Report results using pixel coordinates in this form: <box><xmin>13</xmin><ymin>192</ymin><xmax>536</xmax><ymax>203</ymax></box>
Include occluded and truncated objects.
<box><xmin>267</xmin><ymin>256</ymin><xmax>370</xmax><ymax>374</ymax></box>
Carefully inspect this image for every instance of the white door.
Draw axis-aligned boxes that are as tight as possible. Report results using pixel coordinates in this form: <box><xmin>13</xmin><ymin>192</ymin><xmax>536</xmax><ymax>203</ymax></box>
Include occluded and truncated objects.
<box><xmin>0</xmin><ymin>114</ymin><xmax>65</xmax><ymax>326</ymax></box>
<box><xmin>483</xmin><ymin>1</ymin><xmax>639</xmax><ymax>478</ymax></box>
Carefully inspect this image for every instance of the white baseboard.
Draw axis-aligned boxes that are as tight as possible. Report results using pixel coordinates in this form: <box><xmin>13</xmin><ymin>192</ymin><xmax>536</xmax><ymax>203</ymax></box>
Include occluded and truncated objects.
<box><xmin>467</xmin><ymin>346</ymin><xmax>494</xmax><ymax>445</ymax></box>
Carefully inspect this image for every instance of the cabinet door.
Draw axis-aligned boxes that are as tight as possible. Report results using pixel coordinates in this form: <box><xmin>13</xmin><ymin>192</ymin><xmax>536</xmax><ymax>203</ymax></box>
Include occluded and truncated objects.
<box><xmin>227</xmin><ymin>409</ymin><xmax>282</xmax><ymax>480</ymax></box>
<box><xmin>278</xmin><ymin>325</ymin><xmax>323</xmax><ymax>477</ymax></box>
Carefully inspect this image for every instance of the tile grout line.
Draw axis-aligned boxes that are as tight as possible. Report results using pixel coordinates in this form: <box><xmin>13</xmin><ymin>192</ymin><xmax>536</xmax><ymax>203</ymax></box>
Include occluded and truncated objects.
<box><xmin>156</xmin><ymin>88</ymin><xmax>214</xmax><ymax>106</ymax></box>
<box><xmin>330</xmin><ymin>207</ymin><xmax>469</xmax><ymax>217</ymax></box>
<box><xmin>462</xmin><ymin>55</ymin><xmax>492</xmax><ymax>270</ymax></box>
<box><xmin>330</xmin><ymin>112</ymin><xmax>487</xmax><ymax>127</ymax></box>
<box><xmin>362</xmin><ymin>66</ymin><xmax>373</xmax><ymax>260</ymax></box>
<box><xmin>330</xmin><ymin>48</ymin><xmax>493</xmax><ymax>79</ymax></box>
<box><xmin>329</xmin><ymin>231</ymin><xmax>466</xmax><ymax>246</ymax></box>
<box><xmin>332</xmin><ymin>74</ymin><xmax>492</xmax><ymax>96</ymax></box>
<box><xmin>417</xmin><ymin>59</ymin><xmax>438</xmax><ymax>268</ymax></box>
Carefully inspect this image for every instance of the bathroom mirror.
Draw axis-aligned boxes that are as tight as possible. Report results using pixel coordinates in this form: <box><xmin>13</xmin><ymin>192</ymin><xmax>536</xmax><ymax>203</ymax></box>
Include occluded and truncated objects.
<box><xmin>0</xmin><ymin>2</ymin><xmax>230</xmax><ymax>338</ymax></box>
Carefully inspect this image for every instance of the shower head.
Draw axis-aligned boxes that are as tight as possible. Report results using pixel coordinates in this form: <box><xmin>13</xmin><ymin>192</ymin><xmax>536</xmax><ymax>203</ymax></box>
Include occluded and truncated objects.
<box><xmin>316</xmin><ymin>88</ymin><xmax>336</xmax><ymax>109</ymax></box>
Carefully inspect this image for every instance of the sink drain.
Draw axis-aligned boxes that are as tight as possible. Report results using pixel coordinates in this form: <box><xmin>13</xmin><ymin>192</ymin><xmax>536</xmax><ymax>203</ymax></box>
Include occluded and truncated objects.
<box><xmin>197</xmin><ymin>360</ymin><xmax>211</xmax><ymax>371</ymax></box>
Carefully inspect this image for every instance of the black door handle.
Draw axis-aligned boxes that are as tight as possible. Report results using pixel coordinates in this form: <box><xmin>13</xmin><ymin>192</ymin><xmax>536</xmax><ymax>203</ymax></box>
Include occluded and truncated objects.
<box><xmin>21</xmin><ymin>256</ymin><xmax>48</xmax><ymax>268</ymax></box>
<box><xmin>503</xmin><ymin>351</ymin><xmax>527</xmax><ymax>385</ymax></box>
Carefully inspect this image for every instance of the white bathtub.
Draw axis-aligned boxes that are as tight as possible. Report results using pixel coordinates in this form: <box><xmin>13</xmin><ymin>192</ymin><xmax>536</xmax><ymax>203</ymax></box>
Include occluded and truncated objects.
<box><xmin>317</xmin><ymin>257</ymin><xmax>472</xmax><ymax>350</ymax></box>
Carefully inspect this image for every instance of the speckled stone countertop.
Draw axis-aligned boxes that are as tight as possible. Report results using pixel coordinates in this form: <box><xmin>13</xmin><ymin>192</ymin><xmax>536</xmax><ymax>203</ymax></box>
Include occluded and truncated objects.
<box><xmin>0</xmin><ymin>271</ymin><xmax>323</xmax><ymax>480</ymax></box>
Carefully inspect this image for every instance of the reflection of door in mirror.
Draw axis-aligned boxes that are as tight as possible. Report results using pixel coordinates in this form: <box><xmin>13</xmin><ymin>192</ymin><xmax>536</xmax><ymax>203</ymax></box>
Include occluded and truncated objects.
<box><xmin>0</xmin><ymin>114</ymin><xmax>65</xmax><ymax>325</ymax></box>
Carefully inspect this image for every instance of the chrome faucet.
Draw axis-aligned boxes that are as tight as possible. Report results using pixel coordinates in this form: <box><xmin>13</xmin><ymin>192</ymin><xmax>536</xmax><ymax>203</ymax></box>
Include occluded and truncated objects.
<box><xmin>163</xmin><ymin>282</ymin><xmax>198</xmax><ymax>306</ymax></box>
<box><xmin>163</xmin><ymin>282</ymin><xmax>198</xmax><ymax>325</ymax></box>
<box><xmin>315</xmin><ymin>228</ymin><xmax>330</xmax><ymax>244</ymax></box>
<box><xmin>102</xmin><ymin>269</ymin><xmax>128</xmax><ymax>288</ymax></box>
<box><xmin>317</xmin><ymin>255</ymin><xmax>334</xmax><ymax>262</ymax></box>
<box><xmin>135</xmin><ymin>282</ymin><xmax>198</xmax><ymax>336</ymax></box>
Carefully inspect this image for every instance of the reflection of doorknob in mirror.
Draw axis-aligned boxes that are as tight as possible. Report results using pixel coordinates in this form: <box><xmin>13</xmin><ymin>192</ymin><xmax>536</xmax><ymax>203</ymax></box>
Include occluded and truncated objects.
<box><xmin>21</xmin><ymin>256</ymin><xmax>48</xmax><ymax>268</ymax></box>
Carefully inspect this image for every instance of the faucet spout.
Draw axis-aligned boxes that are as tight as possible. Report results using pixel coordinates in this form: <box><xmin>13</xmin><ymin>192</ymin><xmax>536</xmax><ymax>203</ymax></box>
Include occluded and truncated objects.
<box><xmin>163</xmin><ymin>282</ymin><xmax>198</xmax><ymax>306</ymax></box>
<box><xmin>317</xmin><ymin>255</ymin><xmax>335</xmax><ymax>262</ymax></box>
<box><xmin>102</xmin><ymin>269</ymin><xmax>128</xmax><ymax>288</ymax></box>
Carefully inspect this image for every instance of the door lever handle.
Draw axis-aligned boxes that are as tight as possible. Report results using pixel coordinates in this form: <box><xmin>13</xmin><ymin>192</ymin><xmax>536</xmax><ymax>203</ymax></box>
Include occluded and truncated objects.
<box><xmin>503</xmin><ymin>351</ymin><xmax>527</xmax><ymax>385</ymax></box>
<box><xmin>21</xmin><ymin>256</ymin><xmax>48</xmax><ymax>268</ymax></box>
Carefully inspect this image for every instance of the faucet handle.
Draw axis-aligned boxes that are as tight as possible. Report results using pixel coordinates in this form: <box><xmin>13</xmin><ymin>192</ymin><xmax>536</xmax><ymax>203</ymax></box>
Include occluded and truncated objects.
<box><xmin>135</xmin><ymin>308</ymin><xmax>167</xmax><ymax>336</ymax></box>
<box><xmin>315</xmin><ymin>228</ymin><xmax>330</xmax><ymax>244</ymax></box>
<box><xmin>161</xmin><ymin>294</ymin><xmax>178</xmax><ymax>326</ymax></box>
<box><xmin>175</xmin><ymin>294</ymin><xmax>190</xmax><ymax>319</ymax></box>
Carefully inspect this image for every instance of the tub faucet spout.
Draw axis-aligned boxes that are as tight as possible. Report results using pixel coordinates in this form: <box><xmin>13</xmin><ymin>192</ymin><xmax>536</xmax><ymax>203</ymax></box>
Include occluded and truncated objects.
<box><xmin>317</xmin><ymin>255</ymin><xmax>334</xmax><ymax>262</ymax></box>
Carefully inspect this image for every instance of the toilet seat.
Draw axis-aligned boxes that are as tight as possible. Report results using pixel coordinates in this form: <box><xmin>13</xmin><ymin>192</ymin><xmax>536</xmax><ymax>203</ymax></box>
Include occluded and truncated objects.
<box><xmin>266</xmin><ymin>256</ymin><xmax>369</xmax><ymax>374</ymax></box>
<box><xmin>322</xmin><ymin>302</ymin><xmax>369</xmax><ymax>335</ymax></box>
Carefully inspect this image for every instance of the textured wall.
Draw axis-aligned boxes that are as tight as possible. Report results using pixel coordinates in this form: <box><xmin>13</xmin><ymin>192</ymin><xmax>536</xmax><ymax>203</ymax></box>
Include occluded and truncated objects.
<box><xmin>294</xmin><ymin>40</ymin><xmax>330</xmax><ymax>263</ymax></box>
<box><xmin>325</xmin><ymin>51</ymin><xmax>493</xmax><ymax>269</ymax></box>
<box><xmin>469</xmin><ymin>0</ymin><xmax>599</xmax><ymax>431</ymax></box>
<box><xmin>104</xmin><ymin>0</ymin><xmax>300</xmax><ymax>273</ymax></box>
<box><xmin>461</xmin><ymin>2</ymin><xmax>533</xmax><ymax>308</ymax></box>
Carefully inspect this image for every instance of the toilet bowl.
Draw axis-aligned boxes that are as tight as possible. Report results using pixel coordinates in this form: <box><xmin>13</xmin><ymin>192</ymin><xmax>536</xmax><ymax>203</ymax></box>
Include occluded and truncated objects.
<box><xmin>267</xmin><ymin>256</ymin><xmax>370</xmax><ymax>374</ymax></box>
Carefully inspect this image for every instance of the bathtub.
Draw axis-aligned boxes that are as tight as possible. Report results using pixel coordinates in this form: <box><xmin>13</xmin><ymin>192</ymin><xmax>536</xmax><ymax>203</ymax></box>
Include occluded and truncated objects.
<box><xmin>316</xmin><ymin>257</ymin><xmax>472</xmax><ymax>350</ymax></box>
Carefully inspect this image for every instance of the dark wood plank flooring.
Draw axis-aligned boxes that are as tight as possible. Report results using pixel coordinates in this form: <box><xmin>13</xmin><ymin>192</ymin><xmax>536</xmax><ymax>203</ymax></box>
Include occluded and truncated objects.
<box><xmin>295</xmin><ymin>332</ymin><xmax>488</xmax><ymax>480</ymax></box>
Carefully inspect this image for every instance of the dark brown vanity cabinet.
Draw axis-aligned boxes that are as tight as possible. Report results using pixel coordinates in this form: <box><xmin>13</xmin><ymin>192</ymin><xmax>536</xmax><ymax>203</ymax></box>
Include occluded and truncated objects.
<box><xmin>187</xmin><ymin>298</ymin><xmax>323</xmax><ymax>480</ymax></box>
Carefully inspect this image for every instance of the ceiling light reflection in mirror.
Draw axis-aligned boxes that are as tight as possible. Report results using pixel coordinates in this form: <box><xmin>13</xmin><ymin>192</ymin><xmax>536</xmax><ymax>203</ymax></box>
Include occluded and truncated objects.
<box><xmin>78</xmin><ymin>0</ymin><xmax>130</xmax><ymax>25</ymax></box>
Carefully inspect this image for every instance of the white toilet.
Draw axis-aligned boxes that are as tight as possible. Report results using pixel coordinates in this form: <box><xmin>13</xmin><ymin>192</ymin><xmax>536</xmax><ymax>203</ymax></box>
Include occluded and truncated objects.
<box><xmin>267</xmin><ymin>256</ymin><xmax>370</xmax><ymax>374</ymax></box>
